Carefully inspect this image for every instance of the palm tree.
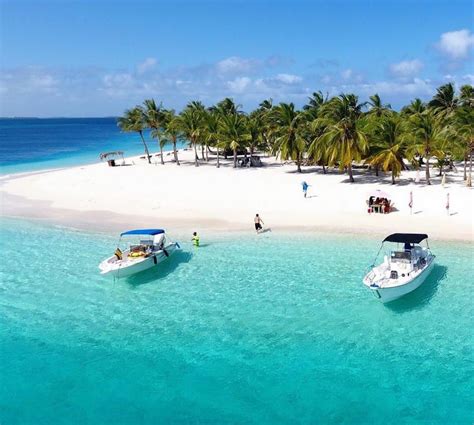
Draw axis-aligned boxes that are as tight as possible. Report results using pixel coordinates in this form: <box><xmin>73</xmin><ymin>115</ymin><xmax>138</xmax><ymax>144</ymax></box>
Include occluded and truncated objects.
<box><xmin>202</xmin><ymin>108</ymin><xmax>222</xmax><ymax>168</ymax></box>
<box><xmin>367</xmin><ymin>94</ymin><xmax>391</xmax><ymax>117</ymax></box>
<box><xmin>401</xmin><ymin>98</ymin><xmax>426</xmax><ymax>116</ymax></box>
<box><xmin>317</xmin><ymin>94</ymin><xmax>368</xmax><ymax>182</ymax></box>
<box><xmin>405</xmin><ymin>110</ymin><xmax>447</xmax><ymax>185</ymax></box>
<box><xmin>246</xmin><ymin>112</ymin><xmax>263</xmax><ymax>155</ymax></box>
<box><xmin>452</xmin><ymin>106</ymin><xmax>474</xmax><ymax>184</ymax></box>
<box><xmin>304</xmin><ymin>91</ymin><xmax>328</xmax><ymax>114</ymax></box>
<box><xmin>178</xmin><ymin>102</ymin><xmax>205</xmax><ymax>167</ymax></box>
<box><xmin>271</xmin><ymin>103</ymin><xmax>306</xmax><ymax>172</ymax></box>
<box><xmin>218</xmin><ymin>113</ymin><xmax>248</xmax><ymax>168</ymax></box>
<box><xmin>143</xmin><ymin>99</ymin><xmax>165</xmax><ymax>164</ymax></box>
<box><xmin>459</xmin><ymin>84</ymin><xmax>474</xmax><ymax>108</ymax></box>
<box><xmin>366</xmin><ymin>115</ymin><xmax>406</xmax><ymax>184</ymax></box>
<box><xmin>307</xmin><ymin>118</ymin><xmax>331</xmax><ymax>174</ymax></box>
<box><xmin>117</xmin><ymin>107</ymin><xmax>151</xmax><ymax>164</ymax></box>
<box><xmin>428</xmin><ymin>83</ymin><xmax>458</xmax><ymax>117</ymax></box>
<box><xmin>162</xmin><ymin>110</ymin><xmax>182</xmax><ymax>166</ymax></box>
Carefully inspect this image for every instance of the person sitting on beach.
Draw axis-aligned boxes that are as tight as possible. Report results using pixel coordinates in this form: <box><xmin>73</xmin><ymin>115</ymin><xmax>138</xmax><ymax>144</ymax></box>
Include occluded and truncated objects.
<box><xmin>192</xmin><ymin>232</ymin><xmax>200</xmax><ymax>247</ymax></box>
<box><xmin>383</xmin><ymin>199</ymin><xmax>390</xmax><ymax>214</ymax></box>
<box><xmin>254</xmin><ymin>214</ymin><xmax>264</xmax><ymax>233</ymax></box>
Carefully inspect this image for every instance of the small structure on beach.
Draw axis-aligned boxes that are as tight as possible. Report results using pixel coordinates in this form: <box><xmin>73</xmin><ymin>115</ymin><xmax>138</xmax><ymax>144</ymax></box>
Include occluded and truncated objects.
<box><xmin>100</xmin><ymin>151</ymin><xmax>125</xmax><ymax>167</ymax></box>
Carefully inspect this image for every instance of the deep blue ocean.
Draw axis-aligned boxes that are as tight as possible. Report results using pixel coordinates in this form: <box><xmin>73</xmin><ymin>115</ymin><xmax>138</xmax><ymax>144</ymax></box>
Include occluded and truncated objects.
<box><xmin>0</xmin><ymin>119</ymin><xmax>473</xmax><ymax>424</ymax></box>
<box><xmin>0</xmin><ymin>118</ymin><xmax>178</xmax><ymax>174</ymax></box>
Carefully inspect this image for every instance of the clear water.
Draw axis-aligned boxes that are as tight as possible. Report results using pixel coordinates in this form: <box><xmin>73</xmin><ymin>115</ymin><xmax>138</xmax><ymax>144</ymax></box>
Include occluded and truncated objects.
<box><xmin>0</xmin><ymin>218</ymin><xmax>473</xmax><ymax>424</ymax></box>
<box><xmin>0</xmin><ymin>118</ymin><xmax>184</xmax><ymax>175</ymax></box>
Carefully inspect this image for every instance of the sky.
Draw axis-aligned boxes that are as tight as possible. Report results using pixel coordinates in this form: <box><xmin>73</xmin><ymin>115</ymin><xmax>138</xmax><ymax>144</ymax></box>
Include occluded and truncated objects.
<box><xmin>0</xmin><ymin>0</ymin><xmax>473</xmax><ymax>117</ymax></box>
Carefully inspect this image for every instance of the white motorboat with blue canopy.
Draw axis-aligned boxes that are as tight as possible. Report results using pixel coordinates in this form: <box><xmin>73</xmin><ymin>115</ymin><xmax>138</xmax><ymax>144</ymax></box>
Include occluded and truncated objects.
<box><xmin>99</xmin><ymin>229</ymin><xmax>180</xmax><ymax>278</ymax></box>
<box><xmin>363</xmin><ymin>233</ymin><xmax>435</xmax><ymax>303</ymax></box>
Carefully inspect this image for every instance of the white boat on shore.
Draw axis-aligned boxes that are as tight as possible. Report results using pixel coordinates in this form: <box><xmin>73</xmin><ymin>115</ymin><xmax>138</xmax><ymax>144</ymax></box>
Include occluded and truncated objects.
<box><xmin>99</xmin><ymin>229</ymin><xmax>180</xmax><ymax>278</ymax></box>
<box><xmin>363</xmin><ymin>233</ymin><xmax>435</xmax><ymax>303</ymax></box>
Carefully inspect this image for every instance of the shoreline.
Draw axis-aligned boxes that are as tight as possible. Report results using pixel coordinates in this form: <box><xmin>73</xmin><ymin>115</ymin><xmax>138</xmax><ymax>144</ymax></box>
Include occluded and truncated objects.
<box><xmin>1</xmin><ymin>149</ymin><xmax>473</xmax><ymax>243</ymax></box>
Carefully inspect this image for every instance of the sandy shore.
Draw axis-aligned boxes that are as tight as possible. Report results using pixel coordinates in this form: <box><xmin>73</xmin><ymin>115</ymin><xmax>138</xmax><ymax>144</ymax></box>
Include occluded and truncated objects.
<box><xmin>1</xmin><ymin>149</ymin><xmax>473</xmax><ymax>242</ymax></box>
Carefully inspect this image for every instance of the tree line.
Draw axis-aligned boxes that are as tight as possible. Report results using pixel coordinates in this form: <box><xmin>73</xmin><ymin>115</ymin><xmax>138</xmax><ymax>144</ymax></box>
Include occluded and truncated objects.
<box><xmin>117</xmin><ymin>82</ymin><xmax>474</xmax><ymax>185</ymax></box>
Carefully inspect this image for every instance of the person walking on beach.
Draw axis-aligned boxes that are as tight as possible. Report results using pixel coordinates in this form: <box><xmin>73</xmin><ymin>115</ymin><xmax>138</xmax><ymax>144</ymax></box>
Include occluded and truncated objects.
<box><xmin>191</xmin><ymin>231</ymin><xmax>200</xmax><ymax>247</ymax></box>
<box><xmin>302</xmin><ymin>181</ymin><xmax>310</xmax><ymax>198</ymax></box>
<box><xmin>254</xmin><ymin>214</ymin><xmax>264</xmax><ymax>233</ymax></box>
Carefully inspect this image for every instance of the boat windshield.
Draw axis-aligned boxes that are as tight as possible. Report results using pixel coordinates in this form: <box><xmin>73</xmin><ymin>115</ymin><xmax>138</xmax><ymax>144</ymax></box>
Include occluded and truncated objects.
<box><xmin>390</xmin><ymin>251</ymin><xmax>412</xmax><ymax>262</ymax></box>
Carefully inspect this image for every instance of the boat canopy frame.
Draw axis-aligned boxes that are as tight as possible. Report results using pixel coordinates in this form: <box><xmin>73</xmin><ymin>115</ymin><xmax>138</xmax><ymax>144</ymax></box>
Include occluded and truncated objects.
<box><xmin>369</xmin><ymin>233</ymin><xmax>430</xmax><ymax>268</ymax></box>
<box><xmin>383</xmin><ymin>233</ymin><xmax>428</xmax><ymax>244</ymax></box>
<box><xmin>120</xmin><ymin>229</ymin><xmax>165</xmax><ymax>237</ymax></box>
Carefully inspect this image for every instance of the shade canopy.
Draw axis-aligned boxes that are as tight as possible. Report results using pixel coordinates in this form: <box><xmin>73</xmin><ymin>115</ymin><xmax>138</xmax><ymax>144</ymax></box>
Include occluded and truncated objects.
<box><xmin>383</xmin><ymin>233</ymin><xmax>428</xmax><ymax>244</ymax></box>
<box><xmin>120</xmin><ymin>229</ymin><xmax>165</xmax><ymax>236</ymax></box>
<box><xmin>368</xmin><ymin>189</ymin><xmax>391</xmax><ymax>199</ymax></box>
<box><xmin>99</xmin><ymin>151</ymin><xmax>124</xmax><ymax>160</ymax></box>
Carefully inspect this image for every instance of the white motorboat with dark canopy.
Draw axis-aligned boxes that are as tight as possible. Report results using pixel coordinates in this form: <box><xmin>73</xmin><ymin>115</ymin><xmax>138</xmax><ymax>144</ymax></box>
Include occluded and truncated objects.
<box><xmin>363</xmin><ymin>233</ymin><xmax>435</xmax><ymax>303</ymax></box>
<box><xmin>99</xmin><ymin>229</ymin><xmax>180</xmax><ymax>278</ymax></box>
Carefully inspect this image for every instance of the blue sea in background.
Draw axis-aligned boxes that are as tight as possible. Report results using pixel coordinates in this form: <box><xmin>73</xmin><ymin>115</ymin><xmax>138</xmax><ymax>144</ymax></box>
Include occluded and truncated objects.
<box><xmin>0</xmin><ymin>217</ymin><xmax>473</xmax><ymax>424</ymax></box>
<box><xmin>0</xmin><ymin>118</ymin><xmax>180</xmax><ymax>175</ymax></box>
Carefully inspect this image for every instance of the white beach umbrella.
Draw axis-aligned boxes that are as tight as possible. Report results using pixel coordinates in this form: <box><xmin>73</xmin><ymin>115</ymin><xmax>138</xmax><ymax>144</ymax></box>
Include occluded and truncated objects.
<box><xmin>441</xmin><ymin>173</ymin><xmax>446</xmax><ymax>187</ymax></box>
<box><xmin>369</xmin><ymin>189</ymin><xmax>391</xmax><ymax>199</ymax></box>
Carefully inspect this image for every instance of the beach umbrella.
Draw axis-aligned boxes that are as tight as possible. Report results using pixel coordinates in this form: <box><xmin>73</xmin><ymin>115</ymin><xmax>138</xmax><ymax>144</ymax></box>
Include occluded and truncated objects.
<box><xmin>369</xmin><ymin>189</ymin><xmax>391</xmax><ymax>199</ymax></box>
<box><xmin>415</xmin><ymin>169</ymin><xmax>420</xmax><ymax>183</ymax></box>
<box><xmin>446</xmin><ymin>193</ymin><xmax>450</xmax><ymax>216</ymax></box>
<box><xmin>441</xmin><ymin>173</ymin><xmax>446</xmax><ymax>187</ymax></box>
<box><xmin>409</xmin><ymin>191</ymin><xmax>413</xmax><ymax>215</ymax></box>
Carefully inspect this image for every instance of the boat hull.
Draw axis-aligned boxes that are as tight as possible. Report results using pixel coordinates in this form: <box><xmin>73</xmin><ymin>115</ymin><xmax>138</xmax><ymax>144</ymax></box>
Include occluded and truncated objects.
<box><xmin>99</xmin><ymin>243</ymin><xmax>179</xmax><ymax>278</ymax></box>
<box><xmin>367</xmin><ymin>259</ymin><xmax>435</xmax><ymax>303</ymax></box>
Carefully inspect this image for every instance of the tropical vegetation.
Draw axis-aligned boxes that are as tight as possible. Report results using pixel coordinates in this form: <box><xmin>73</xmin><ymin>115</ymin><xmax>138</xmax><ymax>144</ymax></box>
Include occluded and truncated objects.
<box><xmin>118</xmin><ymin>82</ymin><xmax>474</xmax><ymax>185</ymax></box>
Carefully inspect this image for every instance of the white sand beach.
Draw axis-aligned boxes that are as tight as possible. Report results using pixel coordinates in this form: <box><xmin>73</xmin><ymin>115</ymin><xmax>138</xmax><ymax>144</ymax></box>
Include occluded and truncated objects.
<box><xmin>1</xmin><ymin>149</ymin><xmax>473</xmax><ymax>242</ymax></box>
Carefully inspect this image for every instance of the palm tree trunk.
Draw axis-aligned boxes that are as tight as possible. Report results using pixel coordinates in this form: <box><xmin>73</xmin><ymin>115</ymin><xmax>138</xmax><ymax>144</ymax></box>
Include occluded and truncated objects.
<box><xmin>233</xmin><ymin>148</ymin><xmax>237</xmax><ymax>168</ymax></box>
<box><xmin>322</xmin><ymin>164</ymin><xmax>326</xmax><ymax>174</ymax></box>
<box><xmin>296</xmin><ymin>156</ymin><xmax>302</xmax><ymax>173</ymax></box>
<box><xmin>139</xmin><ymin>131</ymin><xmax>151</xmax><ymax>164</ymax></box>
<box><xmin>205</xmin><ymin>145</ymin><xmax>209</xmax><ymax>161</ymax></box>
<box><xmin>425</xmin><ymin>158</ymin><xmax>431</xmax><ymax>185</ymax></box>
<box><xmin>348</xmin><ymin>163</ymin><xmax>355</xmax><ymax>183</ymax></box>
<box><xmin>463</xmin><ymin>153</ymin><xmax>467</xmax><ymax>180</ymax></box>
<box><xmin>193</xmin><ymin>141</ymin><xmax>199</xmax><ymax>167</ymax></box>
<box><xmin>172</xmin><ymin>140</ymin><xmax>180</xmax><ymax>165</ymax></box>
<box><xmin>216</xmin><ymin>146</ymin><xmax>220</xmax><ymax>168</ymax></box>
<box><xmin>201</xmin><ymin>145</ymin><xmax>205</xmax><ymax>161</ymax></box>
<box><xmin>375</xmin><ymin>165</ymin><xmax>379</xmax><ymax>177</ymax></box>
<box><xmin>159</xmin><ymin>145</ymin><xmax>164</xmax><ymax>165</ymax></box>
<box><xmin>392</xmin><ymin>169</ymin><xmax>396</xmax><ymax>185</ymax></box>
<box><xmin>469</xmin><ymin>150</ymin><xmax>473</xmax><ymax>187</ymax></box>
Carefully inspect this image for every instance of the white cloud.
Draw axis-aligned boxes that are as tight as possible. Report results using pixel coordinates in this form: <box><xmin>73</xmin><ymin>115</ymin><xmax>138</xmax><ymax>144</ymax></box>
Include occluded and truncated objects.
<box><xmin>136</xmin><ymin>57</ymin><xmax>157</xmax><ymax>75</ymax></box>
<box><xmin>275</xmin><ymin>73</ymin><xmax>302</xmax><ymax>84</ymax></box>
<box><xmin>436</xmin><ymin>29</ymin><xmax>474</xmax><ymax>60</ymax></box>
<box><xmin>226</xmin><ymin>77</ymin><xmax>252</xmax><ymax>93</ymax></box>
<box><xmin>340</xmin><ymin>68</ymin><xmax>364</xmax><ymax>83</ymax></box>
<box><xmin>389</xmin><ymin>59</ymin><xmax>423</xmax><ymax>78</ymax></box>
<box><xmin>216</xmin><ymin>56</ymin><xmax>260</xmax><ymax>75</ymax></box>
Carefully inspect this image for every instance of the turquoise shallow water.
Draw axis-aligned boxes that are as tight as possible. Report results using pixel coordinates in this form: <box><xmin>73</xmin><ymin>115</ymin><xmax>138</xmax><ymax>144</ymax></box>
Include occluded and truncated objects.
<box><xmin>0</xmin><ymin>218</ymin><xmax>473</xmax><ymax>424</ymax></box>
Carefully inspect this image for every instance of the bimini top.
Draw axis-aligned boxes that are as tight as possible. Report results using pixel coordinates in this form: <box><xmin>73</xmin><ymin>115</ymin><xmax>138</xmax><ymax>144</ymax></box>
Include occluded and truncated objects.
<box><xmin>120</xmin><ymin>229</ymin><xmax>165</xmax><ymax>236</ymax></box>
<box><xmin>383</xmin><ymin>233</ymin><xmax>428</xmax><ymax>244</ymax></box>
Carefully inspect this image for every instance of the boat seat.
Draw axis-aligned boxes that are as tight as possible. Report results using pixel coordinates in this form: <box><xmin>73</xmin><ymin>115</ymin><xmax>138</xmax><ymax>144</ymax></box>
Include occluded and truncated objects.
<box><xmin>390</xmin><ymin>270</ymin><xmax>398</xmax><ymax>279</ymax></box>
<box><xmin>153</xmin><ymin>234</ymin><xmax>165</xmax><ymax>249</ymax></box>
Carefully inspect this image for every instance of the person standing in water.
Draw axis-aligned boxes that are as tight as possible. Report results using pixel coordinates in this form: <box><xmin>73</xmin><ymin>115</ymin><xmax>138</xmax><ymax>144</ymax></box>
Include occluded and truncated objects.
<box><xmin>254</xmin><ymin>214</ymin><xmax>264</xmax><ymax>233</ymax></box>
<box><xmin>302</xmin><ymin>181</ymin><xmax>310</xmax><ymax>198</ymax></box>
<box><xmin>192</xmin><ymin>232</ymin><xmax>200</xmax><ymax>247</ymax></box>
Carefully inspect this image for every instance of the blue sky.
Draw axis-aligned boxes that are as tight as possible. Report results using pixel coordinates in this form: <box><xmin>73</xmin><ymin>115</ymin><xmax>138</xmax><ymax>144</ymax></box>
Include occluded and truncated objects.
<box><xmin>1</xmin><ymin>0</ymin><xmax>473</xmax><ymax>116</ymax></box>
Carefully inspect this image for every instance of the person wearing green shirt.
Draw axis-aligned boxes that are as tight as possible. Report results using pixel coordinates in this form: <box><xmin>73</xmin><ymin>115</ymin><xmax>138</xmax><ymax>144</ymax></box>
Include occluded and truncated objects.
<box><xmin>192</xmin><ymin>232</ymin><xmax>200</xmax><ymax>247</ymax></box>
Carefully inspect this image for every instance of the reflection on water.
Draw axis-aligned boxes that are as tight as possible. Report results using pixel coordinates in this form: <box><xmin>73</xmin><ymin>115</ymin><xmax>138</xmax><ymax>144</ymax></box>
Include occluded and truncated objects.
<box><xmin>386</xmin><ymin>264</ymin><xmax>448</xmax><ymax>313</ymax></box>
<box><xmin>125</xmin><ymin>251</ymin><xmax>193</xmax><ymax>286</ymax></box>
